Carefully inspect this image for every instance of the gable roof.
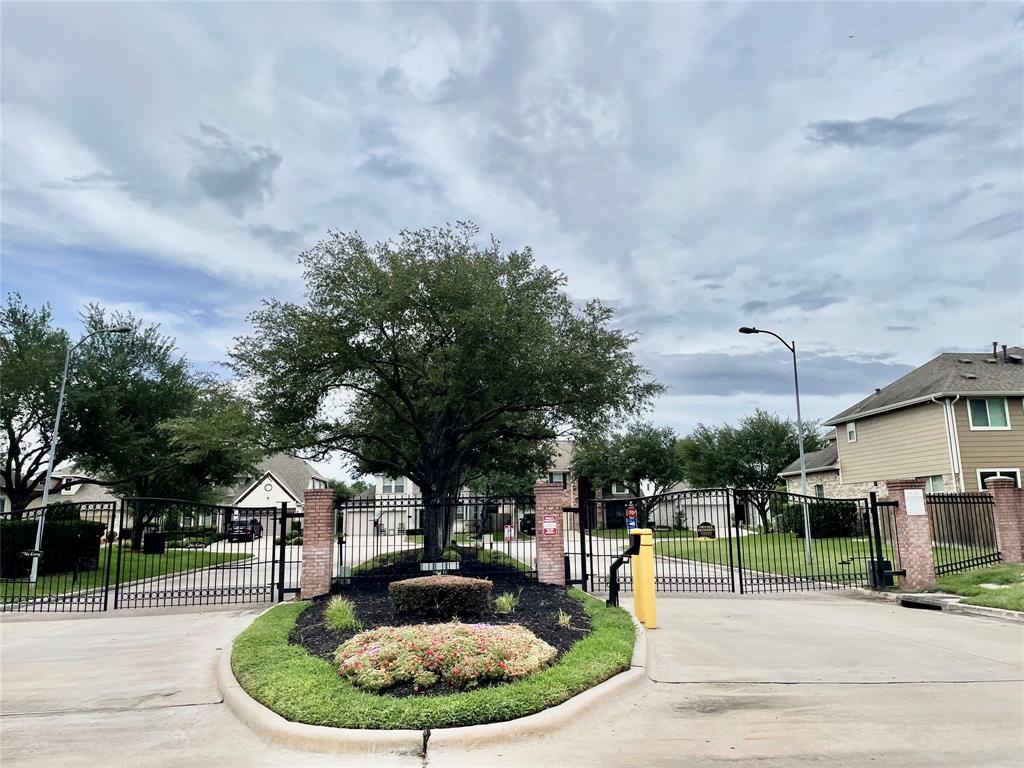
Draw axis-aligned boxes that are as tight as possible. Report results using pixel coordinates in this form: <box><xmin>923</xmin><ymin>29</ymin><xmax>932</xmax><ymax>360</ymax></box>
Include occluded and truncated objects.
<box><xmin>229</xmin><ymin>453</ymin><xmax>327</xmax><ymax>505</ymax></box>
<box><xmin>778</xmin><ymin>443</ymin><xmax>839</xmax><ymax>477</ymax></box>
<box><xmin>825</xmin><ymin>347</ymin><xmax>1024</xmax><ymax>425</ymax></box>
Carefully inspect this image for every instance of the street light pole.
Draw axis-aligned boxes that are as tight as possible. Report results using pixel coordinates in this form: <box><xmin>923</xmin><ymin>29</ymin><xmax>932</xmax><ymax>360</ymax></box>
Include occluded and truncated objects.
<box><xmin>28</xmin><ymin>326</ymin><xmax>131</xmax><ymax>587</ymax></box>
<box><xmin>738</xmin><ymin>326</ymin><xmax>812</xmax><ymax>565</ymax></box>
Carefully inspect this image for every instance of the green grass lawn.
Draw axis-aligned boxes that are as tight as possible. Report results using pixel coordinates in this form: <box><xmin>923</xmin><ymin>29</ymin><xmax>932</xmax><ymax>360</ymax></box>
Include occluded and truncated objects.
<box><xmin>2</xmin><ymin>548</ymin><xmax>251</xmax><ymax>601</ymax></box>
<box><xmin>654</xmin><ymin>531</ymin><xmax>990</xmax><ymax>585</ymax></box>
<box><xmin>920</xmin><ymin>564</ymin><xmax>1024</xmax><ymax>612</ymax></box>
<box><xmin>231</xmin><ymin>589</ymin><xmax>634</xmax><ymax>729</ymax></box>
<box><xmin>655</xmin><ymin>532</ymin><xmax>886</xmax><ymax>581</ymax></box>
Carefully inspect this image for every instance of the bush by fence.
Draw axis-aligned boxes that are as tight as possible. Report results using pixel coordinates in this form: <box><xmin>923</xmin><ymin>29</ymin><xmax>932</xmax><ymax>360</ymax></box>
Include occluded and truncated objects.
<box><xmin>777</xmin><ymin>501</ymin><xmax>861</xmax><ymax>538</ymax></box>
<box><xmin>0</xmin><ymin>511</ymin><xmax>106</xmax><ymax>578</ymax></box>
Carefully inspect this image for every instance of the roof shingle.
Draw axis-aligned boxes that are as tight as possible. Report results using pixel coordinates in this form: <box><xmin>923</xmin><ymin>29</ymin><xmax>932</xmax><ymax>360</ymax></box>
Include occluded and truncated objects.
<box><xmin>825</xmin><ymin>347</ymin><xmax>1024</xmax><ymax>425</ymax></box>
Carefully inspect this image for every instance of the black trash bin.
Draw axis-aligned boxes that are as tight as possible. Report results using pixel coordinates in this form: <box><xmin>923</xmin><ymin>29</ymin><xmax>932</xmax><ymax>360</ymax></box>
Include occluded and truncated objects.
<box><xmin>144</xmin><ymin>532</ymin><xmax>166</xmax><ymax>555</ymax></box>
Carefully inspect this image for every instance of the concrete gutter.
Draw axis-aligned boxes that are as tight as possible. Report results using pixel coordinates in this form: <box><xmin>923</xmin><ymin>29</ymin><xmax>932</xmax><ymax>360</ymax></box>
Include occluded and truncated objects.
<box><xmin>852</xmin><ymin>588</ymin><xmax>1024</xmax><ymax>624</ymax></box>
<box><xmin>217</xmin><ymin>613</ymin><xmax>649</xmax><ymax>754</ymax></box>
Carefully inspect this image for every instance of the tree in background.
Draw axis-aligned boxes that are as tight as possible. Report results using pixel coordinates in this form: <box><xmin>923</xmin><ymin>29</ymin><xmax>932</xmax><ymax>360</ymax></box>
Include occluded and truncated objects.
<box><xmin>571</xmin><ymin>422</ymin><xmax>684</xmax><ymax>526</ymax></box>
<box><xmin>1</xmin><ymin>296</ymin><xmax>260</xmax><ymax>534</ymax></box>
<box><xmin>677</xmin><ymin>409</ymin><xmax>824</xmax><ymax>528</ymax></box>
<box><xmin>0</xmin><ymin>295</ymin><xmax>71</xmax><ymax>513</ymax></box>
<box><xmin>328</xmin><ymin>478</ymin><xmax>370</xmax><ymax>500</ymax></box>
<box><xmin>231</xmin><ymin>223</ymin><xmax>661</xmax><ymax>560</ymax></box>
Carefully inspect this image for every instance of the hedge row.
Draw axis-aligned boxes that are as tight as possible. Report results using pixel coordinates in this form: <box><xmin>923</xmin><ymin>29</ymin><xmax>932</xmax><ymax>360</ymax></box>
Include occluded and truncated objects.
<box><xmin>0</xmin><ymin>514</ymin><xmax>106</xmax><ymax>578</ymax></box>
<box><xmin>777</xmin><ymin>501</ymin><xmax>862</xmax><ymax>538</ymax></box>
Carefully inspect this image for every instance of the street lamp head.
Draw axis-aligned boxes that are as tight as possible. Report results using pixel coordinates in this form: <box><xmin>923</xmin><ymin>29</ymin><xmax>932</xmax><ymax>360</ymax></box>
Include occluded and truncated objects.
<box><xmin>738</xmin><ymin>326</ymin><xmax>758</xmax><ymax>334</ymax></box>
<box><xmin>107</xmin><ymin>326</ymin><xmax>132</xmax><ymax>334</ymax></box>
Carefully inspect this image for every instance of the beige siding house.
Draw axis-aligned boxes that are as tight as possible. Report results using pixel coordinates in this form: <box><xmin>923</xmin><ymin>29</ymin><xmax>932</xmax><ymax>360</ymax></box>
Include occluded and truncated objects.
<box><xmin>824</xmin><ymin>344</ymin><xmax>1024</xmax><ymax>494</ymax></box>
<box><xmin>778</xmin><ymin>436</ymin><xmax>880</xmax><ymax>499</ymax></box>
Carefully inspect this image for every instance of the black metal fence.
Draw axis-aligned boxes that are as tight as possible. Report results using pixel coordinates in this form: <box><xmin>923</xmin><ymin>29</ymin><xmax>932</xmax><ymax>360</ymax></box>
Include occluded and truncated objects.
<box><xmin>0</xmin><ymin>501</ymin><xmax>117</xmax><ymax>612</ymax></box>
<box><xmin>1</xmin><ymin>499</ymin><xmax>301</xmax><ymax>613</ymax></box>
<box><xmin>571</xmin><ymin>488</ymin><xmax>900</xmax><ymax>594</ymax></box>
<box><xmin>334</xmin><ymin>494</ymin><xmax>538</xmax><ymax>583</ymax></box>
<box><xmin>926</xmin><ymin>492</ymin><xmax>1001</xmax><ymax>575</ymax></box>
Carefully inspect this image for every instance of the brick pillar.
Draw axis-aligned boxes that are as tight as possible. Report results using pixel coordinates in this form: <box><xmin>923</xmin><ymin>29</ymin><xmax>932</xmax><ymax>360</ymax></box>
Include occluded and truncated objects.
<box><xmin>986</xmin><ymin>476</ymin><xmax>1024</xmax><ymax>564</ymax></box>
<box><xmin>534</xmin><ymin>479</ymin><xmax>567</xmax><ymax>587</ymax></box>
<box><xmin>301</xmin><ymin>488</ymin><xmax>335</xmax><ymax>599</ymax></box>
<box><xmin>887</xmin><ymin>478</ymin><xmax>935</xmax><ymax>590</ymax></box>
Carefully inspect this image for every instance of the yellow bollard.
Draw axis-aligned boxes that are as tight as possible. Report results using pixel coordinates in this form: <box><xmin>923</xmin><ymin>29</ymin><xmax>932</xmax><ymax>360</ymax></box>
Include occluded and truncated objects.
<box><xmin>631</xmin><ymin>530</ymin><xmax>647</xmax><ymax>625</ymax></box>
<box><xmin>635</xmin><ymin>528</ymin><xmax>657</xmax><ymax>629</ymax></box>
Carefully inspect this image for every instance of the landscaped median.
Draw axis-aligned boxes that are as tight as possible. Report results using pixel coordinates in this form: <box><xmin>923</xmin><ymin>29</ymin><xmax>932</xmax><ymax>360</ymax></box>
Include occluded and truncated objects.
<box><xmin>228</xmin><ymin>585</ymin><xmax>637</xmax><ymax>736</ymax></box>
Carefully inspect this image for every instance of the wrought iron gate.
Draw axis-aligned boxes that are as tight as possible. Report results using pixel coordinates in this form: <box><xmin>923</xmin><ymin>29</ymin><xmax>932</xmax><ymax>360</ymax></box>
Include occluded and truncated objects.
<box><xmin>569</xmin><ymin>488</ymin><xmax>901</xmax><ymax>594</ymax></box>
<box><xmin>1</xmin><ymin>499</ymin><xmax>302</xmax><ymax>613</ymax></box>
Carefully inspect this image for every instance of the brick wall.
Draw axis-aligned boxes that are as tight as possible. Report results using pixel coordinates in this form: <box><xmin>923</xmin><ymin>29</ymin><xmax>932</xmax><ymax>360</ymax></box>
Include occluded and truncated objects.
<box><xmin>534</xmin><ymin>479</ymin><xmax>568</xmax><ymax>586</ymax></box>
<box><xmin>301</xmin><ymin>488</ymin><xmax>335</xmax><ymax>599</ymax></box>
<box><xmin>986</xmin><ymin>476</ymin><xmax>1024</xmax><ymax>564</ymax></box>
<box><xmin>886</xmin><ymin>478</ymin><xmax>935</xmax><ymax>590</ymax></box>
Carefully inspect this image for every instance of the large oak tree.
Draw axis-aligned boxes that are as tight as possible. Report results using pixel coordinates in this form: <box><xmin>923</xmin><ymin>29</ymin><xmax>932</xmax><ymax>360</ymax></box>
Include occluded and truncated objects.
<box><xmin>231</xmin><ymin>224</ymin><xmax>661</xmax><ymax>560</ymax></box>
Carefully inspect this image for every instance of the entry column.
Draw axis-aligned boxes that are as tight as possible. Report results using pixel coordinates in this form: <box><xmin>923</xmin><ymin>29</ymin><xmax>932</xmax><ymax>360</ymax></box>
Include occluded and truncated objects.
<box><xmin>886</xmin><ymin>478</ymin><xmax>935</xmax><ymax>590</ymax></box>
<box><xmin>301</xmin><ymin>487</ymin><xmax>335</xmax><ymax>599</ymax></box>
<box><xmin>534</xmin><ymin>479</ymin><xmax>567</xmax><ymax>586</ymax></box>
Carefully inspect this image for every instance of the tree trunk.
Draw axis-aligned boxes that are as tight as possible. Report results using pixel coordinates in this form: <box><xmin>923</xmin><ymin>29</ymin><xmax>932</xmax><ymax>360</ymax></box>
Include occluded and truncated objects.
<box><xmin>422</xmin><ymin>495</ymin><xmax>446</xmax><ymax>561</ymax></box>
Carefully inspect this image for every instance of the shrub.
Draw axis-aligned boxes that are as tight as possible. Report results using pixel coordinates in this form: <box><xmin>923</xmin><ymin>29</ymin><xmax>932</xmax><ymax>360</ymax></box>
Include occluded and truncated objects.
<box><xmin>335</xmin><ymin>622</ymin><xmax>557</xmax><ymax>692</ymax></box>
<box><xmin>324</xmin><ymin>597</ymin><xmax>362</xmax><ymax>632</ymax></box>
<box><xmin>494</xmin><ymin>590</ymin><xmax>521</xmax><ymax>615</ymax></box>
<box><xmin>0</xmin><ymin>514</ymin><xmax>105</xmax><ymax>578</ymax></box>
<box><xmin>388</xmin><ymin>575</ymin><xmax>492</xmax><ymax>619</ymax></box>
<box><xmin>557</xmin><ymin>609</ymin><xmax>572</xmax><ymax>628</ymax></box>
<box><xmin>778</xmin><ymin>501</ymin><xmax>861</xmax><ymax>538</ymax></box>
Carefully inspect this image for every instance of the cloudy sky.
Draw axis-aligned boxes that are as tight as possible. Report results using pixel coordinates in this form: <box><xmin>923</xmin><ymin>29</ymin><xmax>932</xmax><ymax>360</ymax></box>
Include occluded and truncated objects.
<box><xmin>3</xmin><ymin>2</ymin><xmax>1022</xmax><ymax>479</ymax></box>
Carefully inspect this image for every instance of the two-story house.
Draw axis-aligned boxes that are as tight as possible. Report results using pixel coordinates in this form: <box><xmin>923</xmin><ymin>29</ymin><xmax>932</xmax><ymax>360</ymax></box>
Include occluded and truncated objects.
<box><xmin>822</xmin><ymin>343</ymin><xmax>1024</xmax><ymax>494</ymax></box>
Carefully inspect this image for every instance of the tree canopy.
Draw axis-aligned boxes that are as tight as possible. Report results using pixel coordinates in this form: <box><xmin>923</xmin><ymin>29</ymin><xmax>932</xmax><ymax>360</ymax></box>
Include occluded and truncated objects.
<box><xmin>677</xmin><ymin>409</ymin><xmax>824</xmax><ymax>526</ymax></box>
<box><xmin>0</xmin><ymin>295</ymin><xmax>71</xmax><ymax>512</ymax></box>
<box><xmin>1</xmin><ymin>294</ymin><xmax>259</xmax><ymax>520</ymax></box>
<box><xmin>231</xmin><ymin>223</ymin><xmax>662</xmax><ymax>558</ymax></box>
<box><xmin>571</xmin><ymin>422</ymin><xmax>684</xmax><ymax>526</ymax></box>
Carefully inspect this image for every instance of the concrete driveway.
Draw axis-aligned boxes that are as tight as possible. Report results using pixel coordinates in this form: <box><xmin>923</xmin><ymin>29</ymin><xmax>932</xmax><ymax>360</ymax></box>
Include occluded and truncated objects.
<box><xmin>2</xmin><ymin>593</ymin><xmax>1021</xmax><ymax>767</ymax></box>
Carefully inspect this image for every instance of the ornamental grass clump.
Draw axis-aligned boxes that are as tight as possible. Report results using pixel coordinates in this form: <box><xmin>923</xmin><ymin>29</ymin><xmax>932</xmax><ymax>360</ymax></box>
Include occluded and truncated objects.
<box><xmin>335</xmin><ymin>622</ymin><xmax>557</xmax><ymax>692</ymax></box>
<box><xmin>324</xmin><ymin>596</ymin><xmax>361</xmax><ymax>632</ymax></box>
<box><xmin>388</xmin><ymin>574</ymin><xmax>492</xmax><ymax>619</ymax></box>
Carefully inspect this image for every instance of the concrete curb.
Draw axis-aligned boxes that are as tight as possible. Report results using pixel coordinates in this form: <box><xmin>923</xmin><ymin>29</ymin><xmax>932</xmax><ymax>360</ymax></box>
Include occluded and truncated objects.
<box><xmin>852</xmin><ymin>588</ymin><xmax>1024</xmax><ymax>624</ymax></box>
<box><xmin>216</xmin><ymin>608</ymin><xmax>649</xmax><ymax>754</ymax></box>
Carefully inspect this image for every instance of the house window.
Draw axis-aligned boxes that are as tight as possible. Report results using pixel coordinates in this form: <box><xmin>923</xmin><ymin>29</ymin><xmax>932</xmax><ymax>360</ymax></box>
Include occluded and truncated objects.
<box><xmin>923</xmin><ymin>475</ymin><xmax>945</xmax><ymax>493</ymax></box>
<box><xmin>60</xmin><ymin>478</ymin><xmax>76</xmax><ymax>495</ymax></box>
<box><xmin>977</xmin><ymin>469</ymin><xmax>1021</xmax><ymax>489</ymax></box>
<box><xmin>846</xmin><ymin>422</ymin><xmax>857</xmax><ymax>443</ymax></box>
<box><xmin>611</xmin><ymin>482</ymin><xmax>630</xmax><ymax>496</ymax></box>
<box><xmin>968</xmin><ymin>398</ymin><xmax>1010</xmax><ymax>430</ymax></box>
<box><xmin>382</xmin><ymin>477</ymin><xmax>405</xmax><ymax>494</ymax></box>
<box><xmin>548</xmin><ymin>471</ymin><xmax>566</xmax><ymax>486</ymax></box>
<box><xmin>814</xmin><ymin>484</ymin><xmax>824</xmax><ymax>498</ymax></box>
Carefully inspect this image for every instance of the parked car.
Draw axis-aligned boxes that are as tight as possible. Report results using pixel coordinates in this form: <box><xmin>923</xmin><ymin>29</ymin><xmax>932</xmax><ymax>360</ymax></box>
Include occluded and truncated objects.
<box><xmin>519</xmin><ymin>513</ymin><xmax>536</xmax><ymax>536</ymax></box>
<box><xmin>227</xmin><ymin>519</ymin><xmax>264</xmax><ymax>542</ymax></box>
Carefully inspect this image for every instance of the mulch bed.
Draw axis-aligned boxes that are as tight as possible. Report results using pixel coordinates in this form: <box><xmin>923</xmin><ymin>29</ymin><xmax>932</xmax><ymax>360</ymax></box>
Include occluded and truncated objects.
<box><xmin>289</xmin><ymin>559</ymin><xmax>592</xmax><ymax>697</ymax></box>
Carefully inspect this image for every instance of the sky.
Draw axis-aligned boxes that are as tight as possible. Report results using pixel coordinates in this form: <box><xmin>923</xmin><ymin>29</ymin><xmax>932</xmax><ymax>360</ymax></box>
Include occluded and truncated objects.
<box><xmin>2</xmin><ymin>2</ymin><xmax>1022</xmax><ymax>481</ymax></box>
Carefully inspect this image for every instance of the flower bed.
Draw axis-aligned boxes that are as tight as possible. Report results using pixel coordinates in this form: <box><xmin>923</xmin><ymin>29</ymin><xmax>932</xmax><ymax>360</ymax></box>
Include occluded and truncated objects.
<box><xmin>231</xmin><ymin>589</ymin><xmax>635</xmax><ymax>730</ymax></box>
<box><xmin>336</xmin><ymin>622</ymin><xmax>557</xmax><ymax>692</ymax></box>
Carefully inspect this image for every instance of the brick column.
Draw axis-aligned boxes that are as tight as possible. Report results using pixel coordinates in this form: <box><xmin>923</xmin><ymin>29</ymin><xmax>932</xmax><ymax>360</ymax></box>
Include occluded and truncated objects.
<box><xmin>534</xmin><ymin>479</ymin><xmax>568</xmax><ymax>587</ymax></box>
<box><xmin>986</xmin><ymin>476</ymin><xmax>1024</xmax><ymax>564</ymax></box>
<box><xmin>301</xmin><ymin>488</ymin><xmax>335</xmax><ymax>599</ymax></box>
<box><xmin>887</xmin><ymin>478</ymin><xmax>935</xmax><ymax>590</ymax></box>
